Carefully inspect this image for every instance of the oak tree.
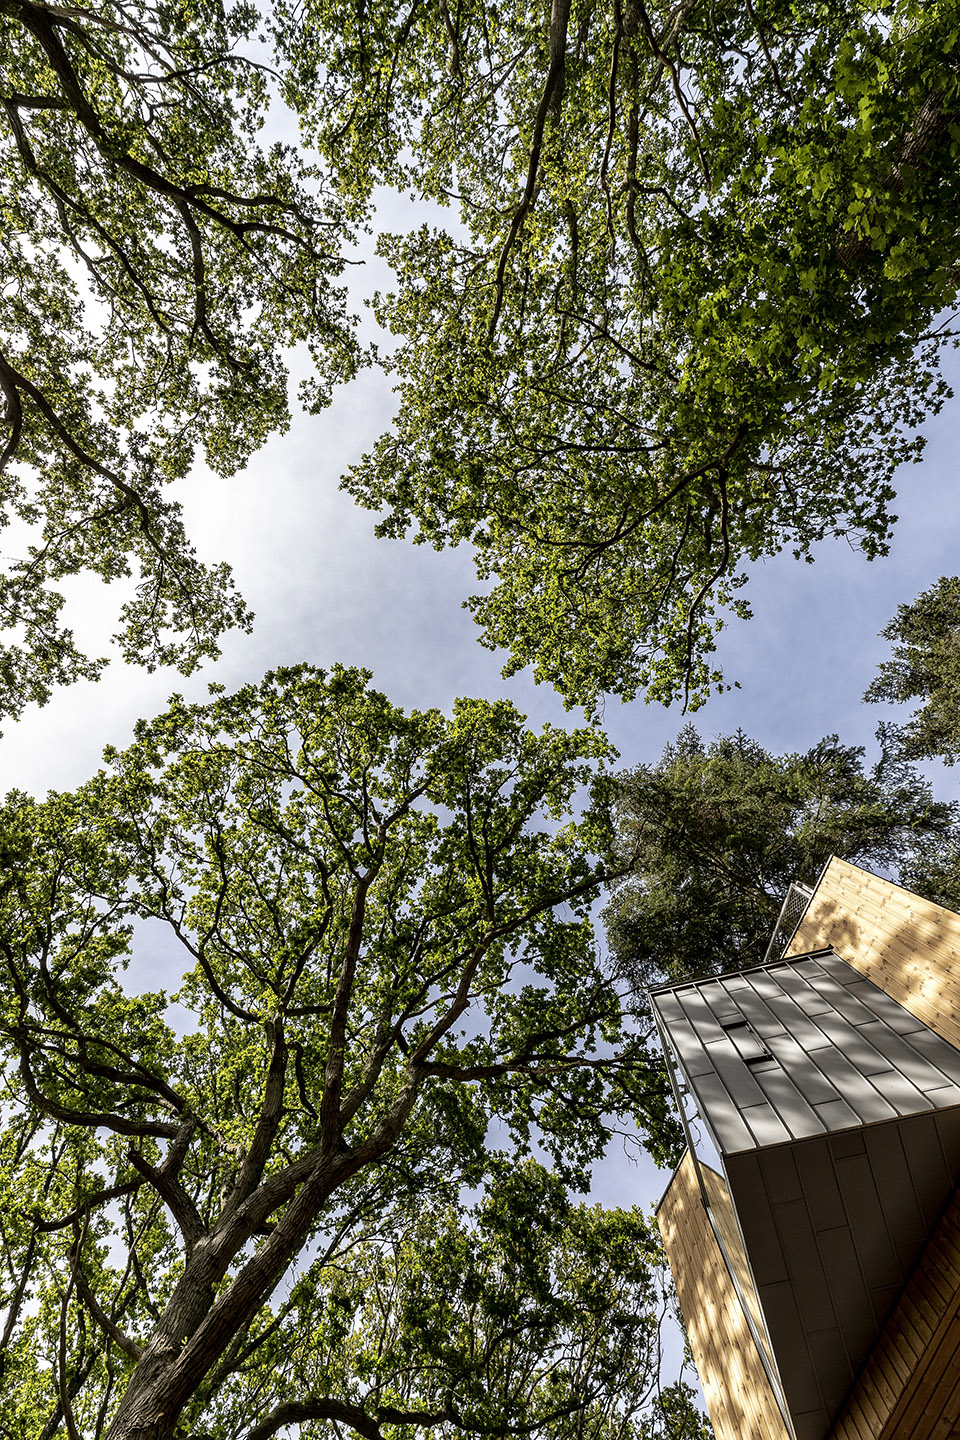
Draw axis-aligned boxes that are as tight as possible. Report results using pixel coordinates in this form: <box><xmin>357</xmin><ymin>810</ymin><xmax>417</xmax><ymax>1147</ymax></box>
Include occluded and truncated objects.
<box><xmin>0</xmin><ymin>0</ymin><xmax>361</xmax><ymax>719</ymax></box>
<box><xmin>0</xmin><ymin>664</ymin><xmax>690</xmax><ymax>1440</ymax></box>
<box><xmin>283</xmin><ymin>0</ymin><xmax>960</xmax><ymax>711</ymax></box>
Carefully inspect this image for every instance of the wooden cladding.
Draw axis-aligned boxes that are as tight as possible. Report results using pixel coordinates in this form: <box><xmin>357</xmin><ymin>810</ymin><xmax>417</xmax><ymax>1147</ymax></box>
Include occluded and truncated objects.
<box><xmin>657</xmin><ymin>1152</ymin><xmax>790</xmax><ymax>1440</ymax></box>
<box><xmin>788</xmin><ymin>859</ymin><xmax>960</xmax><ymax>1439</ymax></box>
<box><xmin>827</xmin><ymin>1184</ymin><xmax>960</xmax><ymax>1440</ymax></box>
<box><xmin>786</xmin><ymin>857</ymin><xmax>960</xmax><ymax>1051</ymax></box>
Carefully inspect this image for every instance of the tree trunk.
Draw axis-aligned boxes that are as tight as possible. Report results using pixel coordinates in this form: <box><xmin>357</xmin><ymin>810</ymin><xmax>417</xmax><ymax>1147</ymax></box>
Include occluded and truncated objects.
<box><xmin>104</xmin><ymin>1153</ymin><xmax>353</xmax><ymax>1440</ymax></box>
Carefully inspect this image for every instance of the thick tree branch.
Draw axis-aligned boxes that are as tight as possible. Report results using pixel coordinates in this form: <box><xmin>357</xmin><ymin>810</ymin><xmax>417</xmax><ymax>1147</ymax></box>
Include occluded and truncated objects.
<box><xmin>241</xmin><ymin>1391</ymin><xmax>607</xmax><ymax>1440</ymax></box>
<box><xmin>15</xmin><ymin>1035</ymin><xmax>180</xmax><ymax>1138</ymax></box>
<box><xmin>222</xmin><ymin>1019</ymin><xmax>289</xmax><ymax>1212</ymax></box>
<box><xmin>3</xmin><ymin>0</ymin><xmax>312</xmax><ymax>248</ymax></box>
<box><xmin>320</xmin><ymin>874</ymin><xmax>372</xmax><ymax>1146</ymax></box>
<box><xmin>242</xmin><ymin>1398</ymin><xmax>384</xmax><ymax>1440</ymax></box>
<box><xmin>127</xmin><ymin>1123</ymin><xmax>206</xmax><ymax>1254</ymax></box>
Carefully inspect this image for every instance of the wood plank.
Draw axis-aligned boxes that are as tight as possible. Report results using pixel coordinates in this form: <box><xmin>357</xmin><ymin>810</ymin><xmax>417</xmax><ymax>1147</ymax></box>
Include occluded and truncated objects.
<box><xmin>828</xmin><ymin>1185</ymin><xmax>960</xmax><ymax>1440</ymax></box>
<box><xmin>887</xmin><ymin>1313</ymin><xmax>960</xmax><ymax>1438</ymax></box>
<box><xmin>929</xmin><ymin>1339</ymin><xmax>960</xmax><ymax>1433</ymax></box>
<box><xmin>788</xmin><ymin>857</ymin><xmax>960</xmax><ymax>1051</ymax></box>
<box><xmin>857</xmin><ymin>1340</ymin><xmax>900</xmax><ymax>1418</ymax></box>
<box><xmin>927</xmin><ymin>1335</ymin><xmax>960</xmax><ymax>1437</ymax></box>
<box><xmin>658</xmin><ymin>1153</ymin><xmax>790</xmax><ymax>1440</ymax></box>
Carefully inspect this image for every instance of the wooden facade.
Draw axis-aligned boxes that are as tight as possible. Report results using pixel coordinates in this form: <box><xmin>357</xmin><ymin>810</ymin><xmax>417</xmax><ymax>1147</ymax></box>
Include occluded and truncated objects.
<box><xmin>827</xmin><ymin>1184</ymin><xmax>960</xmax><ymax>1440</ymax></box>
<box><xmin>786</xmin><ymin>856</ymin><xmax>960</xmax><ymax>1051</ymax></box>
<box><xmin>657</xmin><ymin>859</ymin><xmax>960</xmax><ymax>1440</ymax></box>
<box><xmin>786</xmin><ymin>858</ymin><xmax>960</xmax><ymax>1440</ymax></box>
<box><xmin>656</xmin><ymin>1151</ymin><xmax>790</xmax><ymax>1440</ymax></box>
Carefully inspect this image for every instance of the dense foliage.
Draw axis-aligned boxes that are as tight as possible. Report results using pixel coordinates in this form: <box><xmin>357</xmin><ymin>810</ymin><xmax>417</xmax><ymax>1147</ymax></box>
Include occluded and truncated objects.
<box><xmin>0</xmin><ymin>665</ymin><xmax>692</xmax><ymax>1440</ymax></box>
<box><xmin>4</xmin><ymin>0</ymin><xmax>958</xmax><ymax>721</ymax></box>
<box><xmin>0</xmin><ymin>0</ymin><xmax>361</xmax><ymax>719</ymax></box>
<box><xmin>604</xmin><ymin>724</ymin><xmax>958</xmax><ymax>988</ymax></box>
<box><xmin>280</xmin><ymin>0</ymin><xmax>960</xmax><ymax>712</ymax></box>
<box><xmin>866</xmin><ymin>574</ymin><xmax>960</xmax><ymax>765</ymax></box>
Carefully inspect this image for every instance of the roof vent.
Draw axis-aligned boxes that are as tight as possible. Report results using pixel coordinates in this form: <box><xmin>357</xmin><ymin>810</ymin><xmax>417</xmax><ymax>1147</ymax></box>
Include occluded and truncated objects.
<box><xmin>721</xmin><ymin>1018</ymin><xmax>771</xmax><ymax>1064</ymax></box>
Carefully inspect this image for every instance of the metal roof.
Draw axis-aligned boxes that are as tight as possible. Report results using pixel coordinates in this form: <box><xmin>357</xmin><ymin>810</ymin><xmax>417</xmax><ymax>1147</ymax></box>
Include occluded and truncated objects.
<box><xmin>651</xmin><ymin>947</ymin><xmax>960</xmax><ymax>1156</ymax></box>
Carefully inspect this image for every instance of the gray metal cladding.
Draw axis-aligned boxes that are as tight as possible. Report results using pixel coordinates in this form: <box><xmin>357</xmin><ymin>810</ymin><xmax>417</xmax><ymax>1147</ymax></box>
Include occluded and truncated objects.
<box><xmin>721</xmin><ymin>1109</ymin><xmax>960</xmax><ymax>1436</ymax></box>
<box><xmin>651</xmin><ymin>948</ymin><xmax>960</xmax><ymax>1155</ymax></box>
<box><xmin>653</xmin><ymin>938</ymin><xmax>960</xmax><ymax>1440</ymax></box>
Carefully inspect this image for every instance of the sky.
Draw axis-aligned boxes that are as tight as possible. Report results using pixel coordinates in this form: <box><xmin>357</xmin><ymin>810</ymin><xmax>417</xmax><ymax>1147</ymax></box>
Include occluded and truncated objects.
<box><xmin>3</xmin><ymin>187</ymin><xmax>960</xmax><ymax>1408</ymax></box>
<box><xmin>5</xmin><ymin>331</ymin><xmax>958</xmax><ymax>796</ymax></box>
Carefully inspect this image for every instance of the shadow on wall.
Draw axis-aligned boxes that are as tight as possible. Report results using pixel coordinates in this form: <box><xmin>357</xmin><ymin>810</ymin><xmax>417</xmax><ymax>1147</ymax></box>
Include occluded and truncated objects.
<box><xmin>787</xmin><ymin>858</ymin><xmax>960</xmax><ymax>1051</ymax></box>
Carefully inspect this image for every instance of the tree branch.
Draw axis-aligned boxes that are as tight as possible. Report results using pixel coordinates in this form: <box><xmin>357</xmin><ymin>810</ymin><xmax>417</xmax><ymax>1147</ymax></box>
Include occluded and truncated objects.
<box><xmin>320</xmin><ymin>874</ymin><xmax>371</xmax><ymax>1147</ymax></box>
<box><xmin>127</xmin><ymin>1122</ymin><xmax>206</xmax><ymax>1254</ymax></box>
<box><xmin>70</xmin><ymin>1253</ymin><xmax>144</xmax><ymax>1363</ymax></box>
<box><xmin>14</xmin><ymin>1034</ymin><xmax>180</xmax><ymax>1139</ymax></box>
<box><xmin>242</xmin><ymin>1398</ymin><xmax>383</xmax><ymax>1440</ymax></box>
<box><xmin>222</xmin><ymin>1019</ymin><xmax>289</xmax><ymax>1213</ymax></box>
<box><xmin>487</xmin><ymin>0</ymin><xmax>571</xmax><ymax>338</ymax></box>
<box><xmin>33</xmin><ymin>1179</ymin><xmax>144</xmax><ymax>1233</ymax></box>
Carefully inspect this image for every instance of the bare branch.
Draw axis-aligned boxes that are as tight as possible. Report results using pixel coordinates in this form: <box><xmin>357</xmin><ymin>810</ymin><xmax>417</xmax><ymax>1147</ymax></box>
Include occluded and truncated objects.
<box><xmin>70</xmin><ymin>1255</ymin><xmax>144</xmax><ymax>1363</ymax></box>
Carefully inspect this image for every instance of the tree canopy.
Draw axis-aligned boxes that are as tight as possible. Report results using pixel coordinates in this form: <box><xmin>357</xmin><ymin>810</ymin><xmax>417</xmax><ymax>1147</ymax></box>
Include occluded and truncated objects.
<box><xmin>0</xmin><ymin>664</ymin><xmax>694</xmax><ymax>1440</ymax></box>
<box><xmin>604</xmin><ymin>724</ymin><xmax>958</xmax><ymax>988</ymax></box>
<box><xmin>4</xmin><ymin>0</ymin><xmax>958</xmax><ymax>720</ymax></box>
<box><xmin>279</xmin><ymin>0</ymin><xmax>960</xmax><ymax>712</ymax></box>
<box><xmin>0</xmin><ymin>0</ymin><xmax>362</xmax><ymax>720</ymax></box>
<box><xmin>866</xmin><ymin>573</ymin><xmax>960</xmax><ymax>765</ymax></box>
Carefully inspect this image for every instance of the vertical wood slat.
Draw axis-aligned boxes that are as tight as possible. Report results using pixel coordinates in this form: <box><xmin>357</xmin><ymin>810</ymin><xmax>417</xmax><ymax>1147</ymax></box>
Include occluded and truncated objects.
<box><xmin>828</xmin><ymin>1186</ymin><xmax>960</xmax><ymax>1440</ymax></box>
<box><xmin>657</xmin><ymin>1153</ymin><xmax>790</xmax><ymax>1440</ymax></box>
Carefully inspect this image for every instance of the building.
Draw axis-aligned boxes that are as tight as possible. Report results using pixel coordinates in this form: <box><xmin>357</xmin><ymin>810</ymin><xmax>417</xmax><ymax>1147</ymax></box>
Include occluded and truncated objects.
<box><xmin>652</xmin><ymin>856</ymin><xmax>960</xmax><ymax>1440</ymax></box>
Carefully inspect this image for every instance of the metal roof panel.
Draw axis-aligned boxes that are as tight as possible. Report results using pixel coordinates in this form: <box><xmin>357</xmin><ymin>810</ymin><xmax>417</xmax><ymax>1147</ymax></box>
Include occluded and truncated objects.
<box><xmin>652</xmin><ymin>948</ymin><xmax>960</xmax><ymax>1154</ymax></box>
<box><xmin>764</xmin><ymin>1033</ymin><xmax>840</xmax><ymax>1105</ymax></box>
